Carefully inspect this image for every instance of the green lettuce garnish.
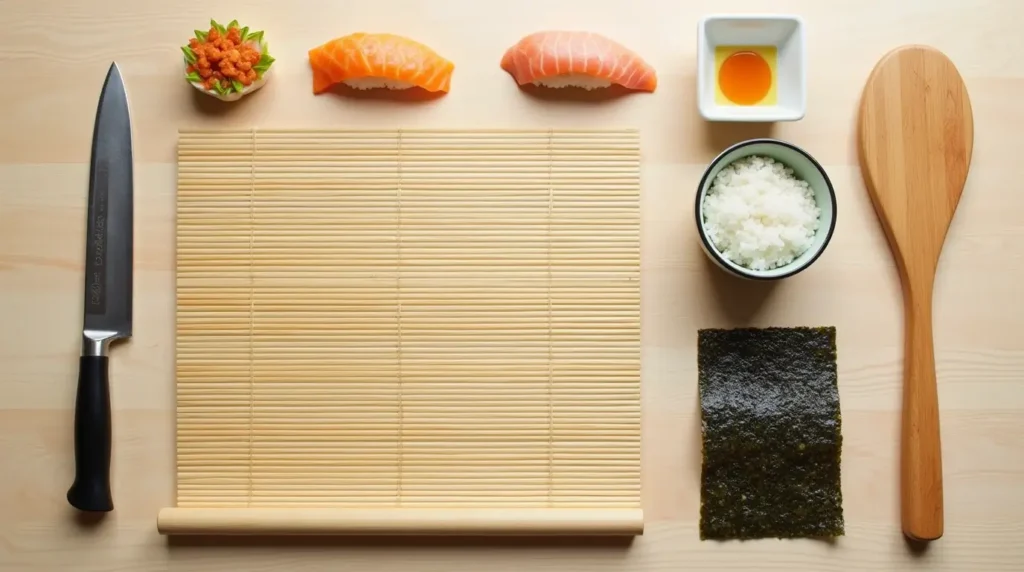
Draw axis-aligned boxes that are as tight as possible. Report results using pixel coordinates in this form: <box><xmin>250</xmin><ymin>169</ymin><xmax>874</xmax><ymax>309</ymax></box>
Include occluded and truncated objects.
<box><xmin>185</xmin><ymin>71</ymin><xmax>202</xmax><ymax>83</ymax></box>
<box><xmin>231</xmin><ymin>79</ymin><xmax>245</xmax><ymax>93</ymax></box>
<box><xmin>194</xmin><ymin>29</ymin><xmax>207</xmax><ymax>42</ymax></box>
<box><xmin>254</xmin><ymin>51</ymin><xmax>274</xmax><ymax>74</ymax></box>
<box><xmin>181</xmin><ymin>45</ymin><xmax>196</xmax><ymax>65</ymax></box>
<box><xmin>210</xmin><ymin>19</ymin><xmax>226</xmax><ymax>35</ymax></box>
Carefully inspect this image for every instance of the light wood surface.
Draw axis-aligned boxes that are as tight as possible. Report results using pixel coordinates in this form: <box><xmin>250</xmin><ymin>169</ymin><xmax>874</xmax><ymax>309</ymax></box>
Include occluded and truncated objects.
<box><xmin>1</xmin><ymin>0</ymin><xmax>1022</xmax><ymax>570</ymax></box>
<box><xmin>857</xmin><ymin>45</ymin><xmax>975</xmax><ymax>543</ymax></box>
<box><xmin>166</xmin><ymin>128</ymin><xmax>641</xmax><ymax>534</ymax></box>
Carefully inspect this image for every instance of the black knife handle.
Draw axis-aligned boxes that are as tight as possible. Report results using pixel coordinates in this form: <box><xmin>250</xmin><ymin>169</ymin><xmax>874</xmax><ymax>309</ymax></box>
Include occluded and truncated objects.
<box><xmin>67</xmin><ymin>355</ymin><xmax>113</xmax><ymax>512</ymax></box>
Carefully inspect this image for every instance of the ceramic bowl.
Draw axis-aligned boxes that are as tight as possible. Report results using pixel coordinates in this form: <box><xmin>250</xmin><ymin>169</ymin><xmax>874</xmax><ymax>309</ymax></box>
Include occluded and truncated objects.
<box><xmin>697</xmin><ymin>14</ymin><xmax>806</xmax><ymax>122</ymax></box>
<box><xmin>695</xmin><ymin>138</ymin><xmax>836</xmax><ymax>280</ymax></box>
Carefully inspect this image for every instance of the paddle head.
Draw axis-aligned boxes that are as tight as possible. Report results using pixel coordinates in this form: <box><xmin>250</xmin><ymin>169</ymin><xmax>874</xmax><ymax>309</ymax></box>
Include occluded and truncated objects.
<box><xmin>857</xmin><ymin>45</ymin><xmax>974</xmax><ymax>542</ymax></box>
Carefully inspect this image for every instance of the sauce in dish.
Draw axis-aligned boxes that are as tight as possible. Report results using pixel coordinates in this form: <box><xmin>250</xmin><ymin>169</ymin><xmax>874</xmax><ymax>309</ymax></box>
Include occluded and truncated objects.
<box><xmin>715</xmin><ymin>45</ymin><xmax>777</xmax><ymax>106</ymax></box>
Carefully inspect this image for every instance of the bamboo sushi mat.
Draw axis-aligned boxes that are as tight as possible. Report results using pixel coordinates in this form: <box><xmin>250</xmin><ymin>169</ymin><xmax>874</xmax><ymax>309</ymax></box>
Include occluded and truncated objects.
<box><xmin>157</xmin><ymin>129</ymin><xmax>642</xmax><ymax>536</ymax></box>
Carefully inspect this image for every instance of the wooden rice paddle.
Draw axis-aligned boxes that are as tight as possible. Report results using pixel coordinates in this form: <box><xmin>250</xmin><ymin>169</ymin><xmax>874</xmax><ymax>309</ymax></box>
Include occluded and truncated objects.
<box><xmin>857</xmin><ymin>45</ymin><xmax>973</xmax><ymax>542</ymax></box>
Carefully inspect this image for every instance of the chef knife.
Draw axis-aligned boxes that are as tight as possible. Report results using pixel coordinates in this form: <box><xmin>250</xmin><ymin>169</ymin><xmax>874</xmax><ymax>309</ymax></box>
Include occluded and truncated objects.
<box><xmin>67</xmin><ymin>62</ymin><xmax>133</xmax><ymax>513</ymax></box>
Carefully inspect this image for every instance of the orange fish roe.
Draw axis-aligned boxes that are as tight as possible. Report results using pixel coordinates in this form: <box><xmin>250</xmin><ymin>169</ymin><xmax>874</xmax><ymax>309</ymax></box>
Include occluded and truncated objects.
<box><xmin>186</xmin><ymin>25</ymin><xmax>262</xmax><ymax>92</ymax></box>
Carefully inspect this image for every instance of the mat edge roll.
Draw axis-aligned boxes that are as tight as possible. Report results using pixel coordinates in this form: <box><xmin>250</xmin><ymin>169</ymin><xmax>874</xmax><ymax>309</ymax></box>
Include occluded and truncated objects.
<box><xmin>156</xmin><ymin>508</ymin><xmax>644</xmax><ymax>536</ymax></box>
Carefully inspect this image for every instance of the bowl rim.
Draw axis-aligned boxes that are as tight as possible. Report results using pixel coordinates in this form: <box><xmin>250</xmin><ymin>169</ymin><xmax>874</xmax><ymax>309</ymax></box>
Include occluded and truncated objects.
<box><xmin>693</xmin><ymin>137</ymin><xmax>838</xmax><ymax>280</ymax></box>
<box><xmin>697</xmin><ymin>13</ymin><xmax>807</xmax><ymax>26</ymax></box>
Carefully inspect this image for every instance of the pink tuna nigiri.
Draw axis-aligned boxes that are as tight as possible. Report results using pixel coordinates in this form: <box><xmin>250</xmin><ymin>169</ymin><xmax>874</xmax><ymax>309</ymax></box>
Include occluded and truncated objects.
<box><xmin>501</xmin><ymin>31</ymin><xmax>657</xmax><ymax>92</ymax></box>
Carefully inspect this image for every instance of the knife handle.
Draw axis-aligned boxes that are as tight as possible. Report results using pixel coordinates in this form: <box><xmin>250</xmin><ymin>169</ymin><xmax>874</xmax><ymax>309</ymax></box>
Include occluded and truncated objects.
<box><xmin>67</xmin><ymin>355</ymin><xmax>113</xmax><ymax>512</ymax></box>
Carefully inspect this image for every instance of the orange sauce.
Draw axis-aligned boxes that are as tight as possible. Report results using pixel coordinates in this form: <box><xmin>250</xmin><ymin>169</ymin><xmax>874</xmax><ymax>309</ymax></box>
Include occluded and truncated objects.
<box><xmin>717</xmin><ymin>50</ymin><xmax>772</xmax><ymax>105</ymax></box>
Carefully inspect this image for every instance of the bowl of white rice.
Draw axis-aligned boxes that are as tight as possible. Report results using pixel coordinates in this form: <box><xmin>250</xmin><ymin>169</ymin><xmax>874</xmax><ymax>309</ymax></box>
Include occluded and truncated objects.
<box><xmin>695</xmin><ymin>138</ymin><xmax>836</xmax><ymax>280</ymax></box>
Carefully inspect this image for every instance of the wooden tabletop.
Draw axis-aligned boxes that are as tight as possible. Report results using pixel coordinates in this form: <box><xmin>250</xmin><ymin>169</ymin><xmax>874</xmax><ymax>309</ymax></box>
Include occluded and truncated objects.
<box><xmin>2</xmin><ymin>0</ymin><xmax>1022</xmax><ymax>570</ymax></box>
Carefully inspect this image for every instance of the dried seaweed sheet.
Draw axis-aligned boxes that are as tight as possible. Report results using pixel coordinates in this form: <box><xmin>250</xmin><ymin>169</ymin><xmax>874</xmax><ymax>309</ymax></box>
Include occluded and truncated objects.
<box><xmin>698</xmin><ymin>326</ymin><xmax>844</xmax><ymax>540</ymax></box>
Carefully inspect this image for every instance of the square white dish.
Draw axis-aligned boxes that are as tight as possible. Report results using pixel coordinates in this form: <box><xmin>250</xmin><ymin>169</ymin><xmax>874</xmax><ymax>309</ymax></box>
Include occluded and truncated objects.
<box><xmin>697</xmin><ymin>14</ymin><xmax>806</xmax><ymax>122</ymax></box>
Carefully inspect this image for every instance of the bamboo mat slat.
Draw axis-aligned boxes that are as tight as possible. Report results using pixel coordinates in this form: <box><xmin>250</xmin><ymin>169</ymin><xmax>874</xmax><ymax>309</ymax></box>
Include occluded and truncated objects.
<box><xmin>157</xmin><ymin>128</ymin><xmax>642</xmax><ymax>536</ymax></box>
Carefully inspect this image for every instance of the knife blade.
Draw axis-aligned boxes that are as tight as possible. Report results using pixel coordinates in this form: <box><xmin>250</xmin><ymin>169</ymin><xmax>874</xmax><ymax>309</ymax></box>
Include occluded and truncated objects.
<box><xmin>67</xmin><ymin>62</ymin><xmax>133</xmax><ymax>513</ymax></box>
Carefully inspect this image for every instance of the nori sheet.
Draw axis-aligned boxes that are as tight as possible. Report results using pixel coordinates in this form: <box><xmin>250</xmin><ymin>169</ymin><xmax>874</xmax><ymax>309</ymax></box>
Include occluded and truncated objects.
<box><xmin>697</xmin><ymin>326</ymin><xmax>844</xmax><ymax>540</ymax></box>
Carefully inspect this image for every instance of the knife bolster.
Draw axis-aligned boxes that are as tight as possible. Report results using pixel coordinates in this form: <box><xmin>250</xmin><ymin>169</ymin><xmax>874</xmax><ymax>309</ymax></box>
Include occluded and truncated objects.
<box><xmin>82</xmin><ymin>329</ymin><xmax>121</xmax><ymax>357</ymax></box>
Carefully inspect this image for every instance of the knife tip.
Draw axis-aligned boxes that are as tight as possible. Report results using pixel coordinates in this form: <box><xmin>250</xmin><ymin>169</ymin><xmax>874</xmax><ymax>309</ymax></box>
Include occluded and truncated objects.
<box><xmin>105</xmin><ymin>61</ymin><xmax>124</xmax><ymax>79</ymax></box>
<box><xmin>103</xmin><ymin>62</ymin><xmax>126</xmax><ymax>90</ymax></box>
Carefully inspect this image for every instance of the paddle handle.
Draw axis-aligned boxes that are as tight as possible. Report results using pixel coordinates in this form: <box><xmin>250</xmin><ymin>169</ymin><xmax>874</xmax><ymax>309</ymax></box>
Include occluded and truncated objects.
<box><xmin>902</xmin><ymin>285</ymin><xmax>943</xmax><ymax>541</ymax></box>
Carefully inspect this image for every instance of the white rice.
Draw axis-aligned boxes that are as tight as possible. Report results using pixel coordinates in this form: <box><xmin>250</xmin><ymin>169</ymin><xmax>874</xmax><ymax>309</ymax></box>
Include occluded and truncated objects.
<box><xmin>701</xmin><ymin>155</ymin><xmax>821</xmax><ymax>271</ymax></box>
<box><xmin>343</xmin><ymin>77</ymin><xmax>414</xmax><ymax>90</ymax></box>
<box><xmin>533</xmin><ymin>74</ymin><xmax>612</xmax><ymax>90</ymax></box>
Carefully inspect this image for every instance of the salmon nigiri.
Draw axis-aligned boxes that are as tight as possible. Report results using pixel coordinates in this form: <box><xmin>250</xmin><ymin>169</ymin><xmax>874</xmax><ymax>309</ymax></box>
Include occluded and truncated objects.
<box><xmin>501</xmin><ymin>31</ymin><xmax>657</xmax><ymax>92</ymax></box>
<box><xmin>308</xmin><ymin>32</ymin><xmax>454</xmax><ymax>94</ymax></box>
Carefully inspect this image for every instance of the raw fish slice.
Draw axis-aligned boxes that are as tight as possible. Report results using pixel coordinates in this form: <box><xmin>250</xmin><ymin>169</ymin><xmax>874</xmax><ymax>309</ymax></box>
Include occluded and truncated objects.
<box><xmin>501</xmin><ymin>31</ymin><xmax>657</xmax><ymax>92</ymax></box>
<box><xmin>308</xmin><ymin>32</ymin><xmax>454</xmax><ymax>94</ymax></box>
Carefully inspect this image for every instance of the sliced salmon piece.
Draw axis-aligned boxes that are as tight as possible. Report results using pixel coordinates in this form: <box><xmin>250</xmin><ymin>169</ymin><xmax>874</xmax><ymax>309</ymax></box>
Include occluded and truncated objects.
<box><xmin>307</xmin><ymin>33</ymin><xmax>454</xmax><ymax>94</ymax></box>
<box><xmin>501</xmin><ymin>31</ymin><xmax>657</xmax><ymax>92</ymax></box>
